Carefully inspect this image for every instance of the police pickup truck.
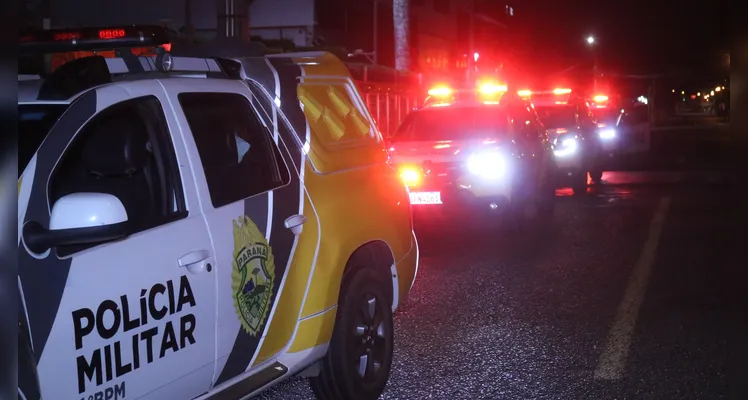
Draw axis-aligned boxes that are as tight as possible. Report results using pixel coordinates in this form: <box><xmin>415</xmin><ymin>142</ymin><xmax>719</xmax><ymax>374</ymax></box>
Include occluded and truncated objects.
<box><xmin>18</xmin><ymin>26</ymin><xmax>418</xmax><ymax>400</ymax></box>
<box><xmin>388</xmin><ymin>84</ymin><xmax>556</xmax><ymax>227</ymax></box>
<box><xmin>520</xmin><ymin>88</ymin><xmax>604</xmax><ymax>193</ymax></box>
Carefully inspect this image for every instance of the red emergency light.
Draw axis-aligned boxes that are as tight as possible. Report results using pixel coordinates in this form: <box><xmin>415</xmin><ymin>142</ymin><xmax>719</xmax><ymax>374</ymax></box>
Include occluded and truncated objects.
<box><xmin>478</xmin><ymin>82</ymin><xmax>507</xmax><ymax>95</ymax></box>
<box><xmin>428</xmin><ymin>86</ymin><xmax>452</xmax><ymax>97</ymax></box>
<box><xmin>98</xmin><ymin>29</ymin><xmax>127</xmax><ymax>40</ymax></box>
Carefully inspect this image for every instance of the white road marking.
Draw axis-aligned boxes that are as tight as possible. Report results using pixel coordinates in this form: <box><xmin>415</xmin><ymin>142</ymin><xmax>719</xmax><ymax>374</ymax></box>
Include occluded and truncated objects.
<box><xmin>594</xmin><ymin>196</ymin><xmax>671</xmax><ymax>380</ymax></box>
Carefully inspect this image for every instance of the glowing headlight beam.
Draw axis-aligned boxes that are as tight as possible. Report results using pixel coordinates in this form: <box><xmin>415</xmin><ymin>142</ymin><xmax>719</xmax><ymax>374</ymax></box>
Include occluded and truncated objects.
<box><xmin>467</xmin><ymin>151</ymin><xmax>507</xmax><ymax>179</ymax></box>
<box><xmin>553</xmin><ymin>137</ymin><xmax>578</xmax><ymax>157</ymax></box>
<box><xmin>599</xmin><ymin>129</ymin><xmax>616</xmax><ymax>139</ymax></box>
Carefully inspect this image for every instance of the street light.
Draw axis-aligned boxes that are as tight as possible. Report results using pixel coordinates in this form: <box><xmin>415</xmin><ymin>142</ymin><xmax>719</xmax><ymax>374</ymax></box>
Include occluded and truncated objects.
<box><xmin>586</xmin><ymin>36</ymin><xmax>595</xmax><ymax>45</ymax></box>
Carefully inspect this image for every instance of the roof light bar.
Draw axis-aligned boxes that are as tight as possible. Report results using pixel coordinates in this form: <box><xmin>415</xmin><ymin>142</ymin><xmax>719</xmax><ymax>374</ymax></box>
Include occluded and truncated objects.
<box><xmin>553</xmin><ymin>88</ymin><xmax>572</xmax><ymax>95</ymax></box>
<box><xmin>478</xmin><ymin>83</ymin><xmax>507</xmax><ymax>95</ymax></box>
<box><xmin>428</xmin><ymin>86</ymin><xmax>452</xmax><ymax>97</ymax></box>
<box><xmin>19</xmin><ymin>25</ymin><xmax>169</xmax><ymax>54</ymax></box>
<box><xmin>593</xmin><ymin>95</ymin><xmax>609</xmax><ymax>102</ymax></box>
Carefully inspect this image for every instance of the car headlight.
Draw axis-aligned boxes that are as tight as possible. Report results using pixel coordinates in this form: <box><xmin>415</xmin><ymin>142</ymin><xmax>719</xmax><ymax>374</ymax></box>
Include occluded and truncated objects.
<box><xmin>553</xmin><ymin>136</ymin><xmax>578</xmax><ymax>157</ymax></box>
<box><xmin>599</xmin><ymin>129</ymin><xmax>616</xmax><ymax>139</ymax></box>
<box><xmin>553</xmin><ymin>136</ymin><xmax>579</xmax><ymax>157</ymax></box>
<box><xmin>467</xmin><ymin>151</ymin><xmax>507</xmax><ymax>179</ymax></box>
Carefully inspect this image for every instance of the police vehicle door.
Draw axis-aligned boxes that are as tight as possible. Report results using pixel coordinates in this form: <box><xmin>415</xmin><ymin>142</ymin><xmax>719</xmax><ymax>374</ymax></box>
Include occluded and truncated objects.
<box><xmin>160</xmin><ymin>77</ymin><xmax>313</xmax><ymax>388</ymax></box>
<box><xmin>620</xmin><ymin>104</ymin><xmax>651</xmax><ymax>154</ymax></box>
<box><xmin>18</xmin><ymin>81</ymin><xmax>218</xmax><ymax>400</ymax></box>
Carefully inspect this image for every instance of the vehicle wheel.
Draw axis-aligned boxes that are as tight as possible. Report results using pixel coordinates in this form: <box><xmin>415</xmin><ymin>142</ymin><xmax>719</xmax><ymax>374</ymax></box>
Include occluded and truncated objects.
<box><xmin>535</xmin><ymin>166</ymin><xmax>556</xmax><ymax>217</ymax></box>
<box><xmin>589</xmin><ymin>168</ymin><xmax>603</xmax><ymax>184</ymax></box>
<box><xmin>502</xmin><ymin>202</ymin><xmax>525</xmax><ymax>232</ymax></box>
<box><xmin>571</xmin><ymin>170</ymin><xmax>588</xmax><ymax>195</ymax></box>
<box><xmin>310</xmin><ymin>267</ymin><xmax>394</xmax><ymax>400</ymax></box>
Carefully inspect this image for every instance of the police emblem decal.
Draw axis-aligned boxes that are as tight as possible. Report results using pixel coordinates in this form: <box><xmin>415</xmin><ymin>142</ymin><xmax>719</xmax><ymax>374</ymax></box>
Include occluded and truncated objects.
<box><xmin>231</xmin><ymin>216</ymin><xmax>276</xmax><ymax>336</ymax></box>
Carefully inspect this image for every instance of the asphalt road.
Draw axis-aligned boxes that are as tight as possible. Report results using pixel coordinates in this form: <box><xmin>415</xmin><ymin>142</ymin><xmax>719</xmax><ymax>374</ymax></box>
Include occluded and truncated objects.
<box><xmin>258</xmin><ymin>122</ymin><xmax>748</xmax><ymax>400</ymax></box>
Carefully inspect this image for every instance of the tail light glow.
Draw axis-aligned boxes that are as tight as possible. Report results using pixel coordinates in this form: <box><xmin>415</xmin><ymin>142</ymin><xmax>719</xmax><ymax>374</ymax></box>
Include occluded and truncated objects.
<box><xmin>399</xmin><ymin>168</ymin><xmax>421</xmax><ymax>186</ymax></box>
<box><xmin>553</xmin><ymin>88</ymin><xmax>572</xmax><ymax>95</ymax></box>
<box><xmin>517</xmin><ymin>89</ymin><xmax>532</xmax><ymax>97</ymax></box>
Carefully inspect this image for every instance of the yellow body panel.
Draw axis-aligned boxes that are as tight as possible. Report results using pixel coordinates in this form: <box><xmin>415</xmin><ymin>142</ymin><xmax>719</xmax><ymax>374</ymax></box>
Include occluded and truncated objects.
<box><xmin>252</xmin><ymin>52</ymin><xmax>417</xmax><ymax>366</ymax></box>
<box><xmin>252</xmin><ymin>191</ymin><xmax>320</xmax><ymax>365</ymax></box>
<box><xmin>287</xmin><ymin>307</ymin><xmax>337</xmax><ymax>353</ymax></box>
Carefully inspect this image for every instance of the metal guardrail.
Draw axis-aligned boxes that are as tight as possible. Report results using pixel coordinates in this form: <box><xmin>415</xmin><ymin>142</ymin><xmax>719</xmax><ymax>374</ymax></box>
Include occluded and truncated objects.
<box><xmin>346</xmin><ymin>63</ymin><xmax>424</xmax><ymax>138</ymax></box>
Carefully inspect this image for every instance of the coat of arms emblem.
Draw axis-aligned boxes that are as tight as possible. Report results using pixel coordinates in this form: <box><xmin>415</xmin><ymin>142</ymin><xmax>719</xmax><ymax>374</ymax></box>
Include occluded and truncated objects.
<box><xmin>231</xmin><ymin>216</ymin><xmax>275</xmax><ymax>336</ymax></box>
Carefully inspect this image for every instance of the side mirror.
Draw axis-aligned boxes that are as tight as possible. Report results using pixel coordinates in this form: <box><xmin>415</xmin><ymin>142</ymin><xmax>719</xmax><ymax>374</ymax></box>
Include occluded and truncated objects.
<box><xmin>22</xmin><ymin>193</ymin><xmax>129</xmax><ymax>255</ymax></box>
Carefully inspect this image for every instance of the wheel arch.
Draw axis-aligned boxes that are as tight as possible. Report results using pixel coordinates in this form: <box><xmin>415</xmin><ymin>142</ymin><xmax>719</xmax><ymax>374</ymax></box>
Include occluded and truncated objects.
<box><xmin>339</xmin><ymin>240</ymin><xmax>398</xmax><ymax>311</ymax></box>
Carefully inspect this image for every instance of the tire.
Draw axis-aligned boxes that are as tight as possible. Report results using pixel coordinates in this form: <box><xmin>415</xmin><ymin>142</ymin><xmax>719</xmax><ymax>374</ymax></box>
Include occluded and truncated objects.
<box><xmin>571</xmin><ymin>170</ymin><xmax>588</xmax><ymax>195</ymax></box>
<box><xmin>310</xmin><ymin>267</ymin><xmax>394</xmax><ymax>400</ymax></box>
<box><xmin>589</xmin><ymin>169</ymin><xmax>603</xmax><ymax>184</ymax></box>
<box><xmin>503</xmin><ymin>175</ymin><xmax>533</xmax><ymax>231</ymax></box>
<box><xmin>502</xmin><ymin>201</ymin><xmax>525</xmax><ymax>232</ymax></box>
<box><xmin>535</xmin><ymin>165</ymin><xmax>556</xmax><ymax>217</ymax></box>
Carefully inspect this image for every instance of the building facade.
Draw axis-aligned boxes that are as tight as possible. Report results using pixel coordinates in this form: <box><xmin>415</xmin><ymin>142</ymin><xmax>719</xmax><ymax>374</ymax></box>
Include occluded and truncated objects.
<box><xmin>32</xmin><ymin>0</ymin><xmax>514</xmax><ymax>76</ymax></box>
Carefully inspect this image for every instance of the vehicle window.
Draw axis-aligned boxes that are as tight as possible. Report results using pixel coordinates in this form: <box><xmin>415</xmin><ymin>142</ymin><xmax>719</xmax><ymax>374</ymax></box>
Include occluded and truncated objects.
<box><xmin>179</xmin><ymin>92</ymin><xmax>290</xmax><ymax>209</ymax></box>
<box><xmin>49</xmin><ymin>96</ymin><xmax>186</xmax><ymax>256</ymax></box>
<box><xmin>506</xmin><ymin>105</ymin><xmax>536</xmax><ymax>139</ymax></box>
<box><xmin>18</xmin><ymin>104</ymin><xmax>68</xmax><ymax>176</ymax></box>
<box><xmin>298</xmin><ymin>82</ymin><xmax>376</xmax><ymax>147</ymax></box>
<box><xmin>534</xmin><ymin>105</ymin><xmax>577</xmax><ymax>128</ymax></box>
<box><xmin>592</xmin><ymin>107</ymin><xmax>621</xmax><ymax>124</ymax></box>
<box><xmin>394</xmin><ymin>106</ymin><xmax>513</xmax><ymax>141</ymax></box>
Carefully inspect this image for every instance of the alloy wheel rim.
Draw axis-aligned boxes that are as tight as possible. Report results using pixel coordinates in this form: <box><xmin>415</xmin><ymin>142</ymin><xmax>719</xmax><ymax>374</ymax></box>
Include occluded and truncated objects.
<box><xmin>351</xmin><ymin>293</ymin><xmax>387</xmax><ymax>381</ymax></box>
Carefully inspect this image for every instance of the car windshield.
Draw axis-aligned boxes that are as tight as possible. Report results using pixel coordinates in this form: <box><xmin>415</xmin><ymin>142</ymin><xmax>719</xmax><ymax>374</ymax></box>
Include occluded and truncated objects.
<box><xmin>592</xmin><ymin>107</ymin><xmax>621</xmax><ymax>123</ymax></box>
<box><xmin>535</xmin><ymin>105</ymin><xmax>577</xmax><ymax>129</ymax></box>
<box><xmin>19</xmin><ymin>104</ymin><xmax>68</xmax><ymax>177</ymax></box>
<box><xmin>394</xmin><ymin>106</ymin><xmax>512</xmax><ymax>141</ymax></box>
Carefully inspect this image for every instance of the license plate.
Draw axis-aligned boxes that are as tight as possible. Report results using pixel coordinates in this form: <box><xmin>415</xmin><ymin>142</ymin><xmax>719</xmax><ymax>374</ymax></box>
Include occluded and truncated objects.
<box><xmin>409</xmin><ymin>191</ymin><xmax>442</xmax><ymax>205</ymax></box>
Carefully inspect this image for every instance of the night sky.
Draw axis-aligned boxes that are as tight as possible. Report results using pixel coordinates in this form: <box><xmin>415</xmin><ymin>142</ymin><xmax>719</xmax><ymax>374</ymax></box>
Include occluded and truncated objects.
<box><xmin>507</xmin><ymin>0</ymin><xmax>728</xmax><ymax>77</ymax></box>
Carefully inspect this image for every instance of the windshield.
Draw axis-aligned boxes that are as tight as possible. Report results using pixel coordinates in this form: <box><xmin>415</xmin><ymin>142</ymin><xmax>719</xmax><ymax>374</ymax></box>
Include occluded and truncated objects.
<box><xmin>591</xmin><ymin>107</ymin><xmax>621</xmax><ymax>123</ymax></box>
<box><xmin>394</xmin><ymin>106</ymin><xmax>512</xmax><ymax>141</ymax></box>
<box><xmin>535</xmin><ymin>106</ymin><xmax>577</xmax><ymax>129</ymax></box>
<box><xmin>19</xmin><ymin>104</ymin><xmax>68</xmax><ymax>177</ymax></box>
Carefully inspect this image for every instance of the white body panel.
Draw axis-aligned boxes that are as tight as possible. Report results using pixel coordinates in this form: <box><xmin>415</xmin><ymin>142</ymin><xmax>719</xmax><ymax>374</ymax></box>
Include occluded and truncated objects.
<box><xmin>32</xmin><ymin>81</ymin><xmax>218</xmax><ymax>400</ymax></box>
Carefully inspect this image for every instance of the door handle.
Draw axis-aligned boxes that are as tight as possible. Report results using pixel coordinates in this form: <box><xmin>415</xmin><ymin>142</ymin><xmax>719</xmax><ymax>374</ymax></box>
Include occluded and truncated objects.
<box><xmin>284</xmin><ymin>214</ymin><xmax>307</xmax><ymax>235</ymax></box>
<box><xmin>178</xmin><ymin>250</ymin><xmax>211</xmax><ymax>274</ymax></box>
